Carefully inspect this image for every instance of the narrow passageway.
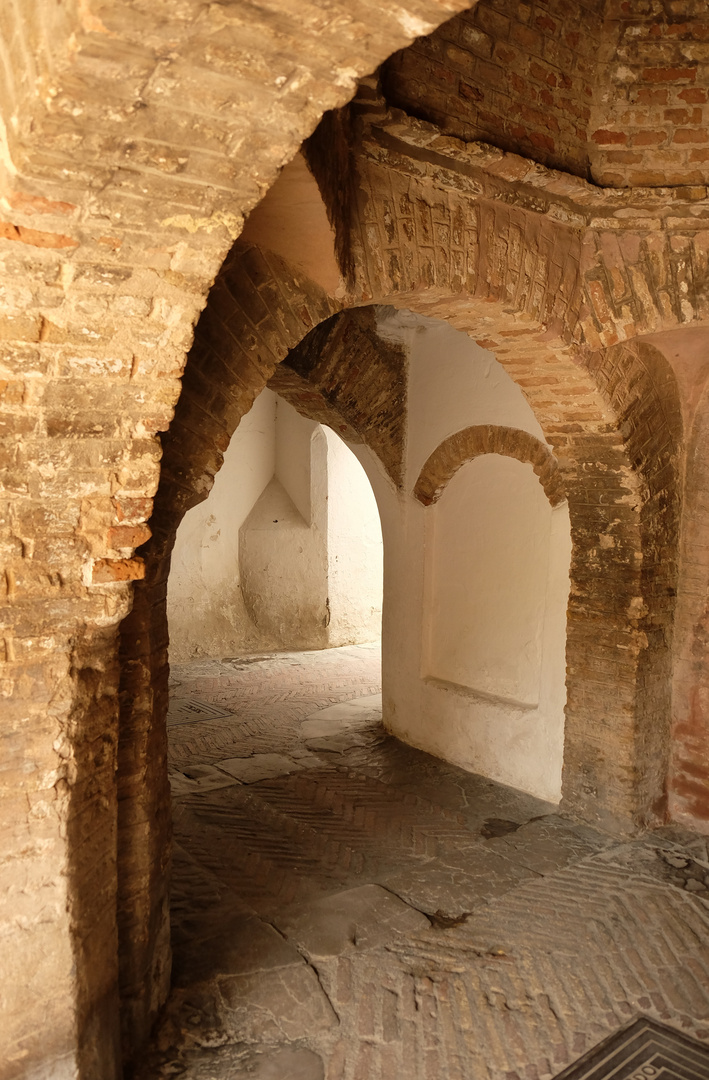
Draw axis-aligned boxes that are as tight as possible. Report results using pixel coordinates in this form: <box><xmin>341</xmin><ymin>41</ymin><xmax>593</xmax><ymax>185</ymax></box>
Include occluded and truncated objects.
<box><xmin>138</xmin><ymin>647</ymin><xmax>709</xmax><ymax>1080</ymax></box>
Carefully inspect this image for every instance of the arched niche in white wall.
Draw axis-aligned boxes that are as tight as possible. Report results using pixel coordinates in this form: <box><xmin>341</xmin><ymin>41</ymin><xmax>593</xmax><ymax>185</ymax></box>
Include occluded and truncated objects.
<box><xmin>422</xmin><ymin>453</ymin><xmax>571</xmax><ymax>803</ymax></box>
<box><xmin>167</xmin><ymin>389</ymin><xmax>383</xmax><ymax>660</ymax></box>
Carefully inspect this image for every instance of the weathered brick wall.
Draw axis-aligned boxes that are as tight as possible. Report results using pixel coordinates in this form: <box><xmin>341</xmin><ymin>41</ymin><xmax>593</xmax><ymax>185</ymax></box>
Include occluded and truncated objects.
<box><xmin>115</xmin><ymin>242</ymin><xmax>338</xmax><ymax>1059</ymax></box>
<box><xmin>585</xmin><ymin>339</ymin><xmax>684</xmax><ymax>822</ymax></box>
<box><xmin>0</xmin><ymin>2</ymin><xmax>476</xmax><ymax>1074</ymax></box>
<box><xmin>414</xmin><ymin>425</ymin><xmax>565</xmax><ymax>506</ymax></box>
<box><xmin>381</xmin><ymin>0</ymin><xmax>709</xmax><ymax>189</ymax></box>
<box><xmin>591</xmin><ymin>0</ymin><xmax>709</xmax><ymax>186</ymax></box>
<box><xmin>117</xmin><ymin>263</ymin><xmax>409</xmax><ymax>1050</ymax></box>
<box><xmin>139</xmin><ymin>108</ymin><xmax>688</xmax><ymax>835</ymax></box>
<box><xmin>382</xmin><ymin>0</ymin><xmax>605</xmax><ymax>177</ymax></box>
<box><xmin>4</xmin><ymin>6</ymin><xmax>709</xmax><ymax>1074</ymax></box>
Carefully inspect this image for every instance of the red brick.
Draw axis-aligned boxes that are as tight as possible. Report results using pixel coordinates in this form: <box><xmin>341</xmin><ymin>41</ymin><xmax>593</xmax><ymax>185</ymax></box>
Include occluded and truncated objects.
<box><xmin>7</xmin><ymin>192</ymin><xmax>76</xmax><ymax>216</ymax></box>
<box><xmin>591</xmin><ymin>129</ymin><xmax>628</xmax><ymax>145</ymax></box>
<box><xmin>509</xmin><ymin>22</ymin><xmax>543</xmax><ymax>55</ymax></box>
<box><xmin>672</xmin><ymin>127</ymin><xmax>709</xmax><ymax>143</ymax></box>
<box><xmin>636</xmin><ymin>87</ymin><xmax>669</xmax><ymax>104</ymax></box>
<box><xmin>92</xmin><ymin>557</ymin><xmax>146</xmax><ymax>583</ymax></box>
<box><xmin>604</xmin><ymin>150</ymin><xmax>643</xmax><ymax>164</ymax></box>
<box><xmin>0</xmin><ymin>220</ymin><xmax>78</xmax><ymax>249</ymax></box>
<box><xmin>678</xmin><ymin>87</ymin><xmax>708</xmax><ymax>103</ymax></box>
<box><xmin>108</xmin><ymin>524</ymin><xmax>152</xmax><ymax>549</ymax></box>
<box><xmin>529</xmin><ymin>130</ymin><xmax>555</xmax><ymax>152</ymax></box>
<box><xmin>631</xmin><ymin>130</ymin><xmax>668</xmax><ymax>146</ymax></box>
<box><xmin>535</xmin><ymin>13</ymin><xmax>558</xmax><ymax>34</ymax></box>
<box><xmin>459</xmin><ymin>80</ymin><xmax>484</xmax><ymax>102</ymax></box>
<box><xmin>529</xmin><ymin>60</ymin><xmax>557</xmax><ymax>87</ymax></box>
<box><xmin>642</xmin><ymin>66</ymin><xmax>696</xmax><ymax>83</ymax></box>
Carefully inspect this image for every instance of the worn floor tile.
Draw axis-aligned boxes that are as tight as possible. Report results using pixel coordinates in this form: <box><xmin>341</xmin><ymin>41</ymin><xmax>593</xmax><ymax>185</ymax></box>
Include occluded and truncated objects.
<box><xmin>138</xmin><ymin>646</ymin><xmax>709</xmax><ymax>1080</ymax></box>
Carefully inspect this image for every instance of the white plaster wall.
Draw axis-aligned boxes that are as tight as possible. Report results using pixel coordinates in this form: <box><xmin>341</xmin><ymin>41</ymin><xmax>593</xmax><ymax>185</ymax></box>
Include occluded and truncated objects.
<box><xmin>385</xmin><ymin>466</ymin><xmax>571</xmax><ymax>803</ymax></box>
<box><xmin>427</xmin><ymin>456</ymin><xmax>550</xmax><ymax>706</ymax></box>
<box><xmin>377</xmin><ymin>307</ymin><xmax>571</xmax><ymax>804</ymax></box>
<box><xmin>422</xmin><ymin>456</ymin><xmax>571</xmax><ymax>802</ymax></box>
<box><xmin>239</xmin><ymin>473</ymin><xmax>329</xmax><ymax>648</ymax></box>
<box><xmin>167</xmin><ymin>389</ymin><xmax>277</xmax><ymax>660</ymax></box>
<box><xmin>237</xmin><ymin>398</ymin><xmax>329</xmax><ymax>649</ymax></box>
<box><xmin>168</xmin><ymin>390</ymin><xmax>384</xmax><ymax>659</ymax></box>
<box><xmin>276</xmin><ymin>395</ymin><xmax>313</xmax><ymax>522</ymax></box>
<box><xmin>324</xmin><ymin>427</ymin><xmax>383</xmax><ymax>645</ymax></box>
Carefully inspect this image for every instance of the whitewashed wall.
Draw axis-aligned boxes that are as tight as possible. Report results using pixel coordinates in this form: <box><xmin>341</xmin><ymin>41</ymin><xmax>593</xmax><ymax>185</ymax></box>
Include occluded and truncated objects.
<box><xmin>377</xmin><ymin>309</ymin><xmax>571</xmax><ymax>803</ymax></box>
<box><xmin>168</xmin><ymin>390</ymin><xmax>383</xmax><ymax>659</ymax></box>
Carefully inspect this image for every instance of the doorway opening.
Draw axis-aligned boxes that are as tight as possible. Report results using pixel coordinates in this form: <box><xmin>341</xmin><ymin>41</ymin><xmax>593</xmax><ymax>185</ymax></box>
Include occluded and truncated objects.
<box><xmin>167</xmin><ymin>388</ymin><xmax>383</xmax><ymax>662</ymax></box>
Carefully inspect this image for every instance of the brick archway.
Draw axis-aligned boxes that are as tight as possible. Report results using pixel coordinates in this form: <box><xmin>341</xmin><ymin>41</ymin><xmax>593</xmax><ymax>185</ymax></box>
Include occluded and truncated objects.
<box><xmin>116</xmin><ymin>276</ymin><xmax>409</xmax><ymax>1045</ymax></box>
<box><xmin>3</xmin><ymin>12</ymin><xmax>709</xmax><ymax>1072</ymax></box>
<box><xmin>119</xmin><ymin>151</ymin><xmax>685</xmax><ymax>1050</ymax></box>
<box><xmin>135</xmin><ymin>227</ymin><xmax>681</xmax><ymax>837</ymax></box>
<box><xmin>414</xmin><ymin>425</ymin><xmax>565</xmax><ymax>508</ymax></box>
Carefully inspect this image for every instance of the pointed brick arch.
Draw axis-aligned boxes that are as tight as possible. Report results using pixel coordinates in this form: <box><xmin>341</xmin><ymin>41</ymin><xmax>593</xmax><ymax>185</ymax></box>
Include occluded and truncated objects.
<box><xmin>119</xmin><ymin>140</ymin><xmax>685</xmax><ymax>1053</ymax></box>
<box><xmin>141</xmin><ymin>221</ymin><xmax>682</xmax><ymax>834</ymax></box>
<box><xmin>116</xmin><ymin>253</ymin><xmax>409</xmax><ymax>1043</ymax></box>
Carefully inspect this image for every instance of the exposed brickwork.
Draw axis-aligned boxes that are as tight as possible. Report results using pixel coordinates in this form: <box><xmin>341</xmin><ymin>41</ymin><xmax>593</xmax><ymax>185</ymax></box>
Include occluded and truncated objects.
<box><xmin>585</xmin><ymin>339</ymin><xmax>684</xmax><ymax>822</ymax></box>
<box><xmin>154</xmin><ymin>243</ymin><xmax>339</xmax><ymax>545</ymax></box>
<box><xmin>5</xmin><ymin>9</ymin><xmax>709</xmax><ymax>1078</ymax></box>
<box><xmin>579</xmin><ymin>224</ymin><xmax>709</xmax><ymax>348</ymax></box>
<box><xmin>381</xmin><ymin>1</ymin><xmax>709</xmax><ymax>188</ymax></box>
<box><xmin>269</xmin><ymin>308</ymin><xmax>408</xmax><ymax>487</ymax></box>
<box><xmin>671</xmin><ymin>373</ymin><xmax>709</xmax><ymax>831</ymax></box>
<box><xmin>591</xmin><ymin>1</ymin><xmax>709</xmax><ymax>186</ymax></box>
<box><xmin>0</xmin><ymin>3</ymin><xmax>478</xmax><ymax>1074</ymax></box>
<box><xmin>382</xmin><ymin>0</ymin><xmax>605</xmax><ymax>177</ymax></box>
<box><xmin>414</xmin><ymin>425</ymin><xmax>565</xmax><ymax>507</ymax></box>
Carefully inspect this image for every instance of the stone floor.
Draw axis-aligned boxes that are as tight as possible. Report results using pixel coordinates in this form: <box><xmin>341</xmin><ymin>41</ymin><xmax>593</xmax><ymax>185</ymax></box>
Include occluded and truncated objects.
<box><xmin>137</xmin><ymin>644</ymin><xmax>709</xmax><ymax>1080</ymax></box>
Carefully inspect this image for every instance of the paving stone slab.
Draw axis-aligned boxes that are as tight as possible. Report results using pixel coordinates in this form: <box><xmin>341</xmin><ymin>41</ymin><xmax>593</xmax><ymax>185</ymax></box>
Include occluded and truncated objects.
<box><xmin>276</xmin><ymin>883</ymin><xmax>430</xmax><ymax>958</ymax></box>
<box><xmin>380</xmin><ymin>846</ymin><xmax>541</xmax><ymax>916</ymax></box>
<box><xmin>217</xmin><ymin>963</ymin><xmax>339</xmax><ymax>1043</ymax></box>
<box><xmin>304</xmin><ymin>732</ymin><xmax>378</xmax><ymax>754</ymax></box>
<box><xmin>169</xmin><ymin>764</ymin><xmax>241</xmax><ymax>797</ymax></box>
<box><xmin>217</xmin><ymin>754</ymin><xmax>306</xmax><ymax>783</ymax></box>
<box><xmin>176</xmin><ymin>913</ymin><xmax>306</xmax><ymax>988</ymax></box>
<box><xmin>483</xmin><ymin>814</ymin><xmax>613</xmax><ymax>875</ymax></box>
<box><xmin>301</xmin><ymin>696</ymin><xmax>383</xmax><ymax>737</ymax></box>
<box><xmin>158</xmin><ymin>1043</ymin><xmax>325</xmax><ymax>1080</ymax></box>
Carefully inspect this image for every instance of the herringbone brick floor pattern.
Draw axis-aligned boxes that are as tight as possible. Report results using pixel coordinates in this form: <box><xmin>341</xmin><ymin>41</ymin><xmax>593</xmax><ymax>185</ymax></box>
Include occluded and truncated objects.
<box><xmin>139</xmin><ymin>645</ymin><xmax>709</xmax><ymax>1080</ymax></box>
